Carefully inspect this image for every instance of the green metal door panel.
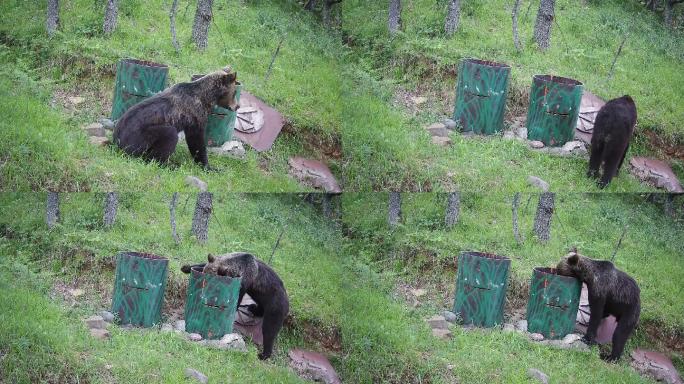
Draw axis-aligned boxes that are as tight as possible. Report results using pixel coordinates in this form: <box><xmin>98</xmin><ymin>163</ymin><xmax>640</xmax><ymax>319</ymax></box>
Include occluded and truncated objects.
<box><xmin>453</xmin><ymin>58</ymin><xmax>510</xmax><ymax>135</ymax></box>
<box><xmin>526</xmin><ymin>267</ymin><xmax>581</xmax><ymax>339</ymax></box>
<box><xmin>454</xmin><ymin>252</ymin><xmax>511</xmax><ymax>327</ymax></box>
<box><xmin>526</xmin><ymin>75</ymin><xmax>583</xmax><ymax>146</ymax></box>
<box><xmin>184</xmin><ymin>266</ymin><xmax>241</xmax><ymax>340</ymax></box>
<box><xmin>111</xmin><ymin>59</ymin><xmax>169</xmax><ymax>121</ymax></box>
<box><xmin>111</xmin><ymin>252</ymin><xmax>169</xmax><ymax>327</ymax></box>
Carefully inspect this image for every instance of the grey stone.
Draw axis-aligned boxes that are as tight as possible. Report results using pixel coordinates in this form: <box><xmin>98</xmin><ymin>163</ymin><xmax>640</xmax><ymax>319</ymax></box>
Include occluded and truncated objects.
<box><xmin>442</xmin><ymin>311</ymin><xmax>458</xmax><ymax>323</ymax></box>
<box><xmin>561</xmin><ymin>140</ymin><xmax>585</xmax><ymax>153</ymax></box>
<box><xmin>426</xmin><ymin>123</ymin><xmax>449</xmax><ymax>137</ymax></box>
<box><xmin>515</xmin><ymin>320</ymin><xmax>528</xmax><ymax>332</ymax></box>
<box><xmin>160</xmin><ymin>323</ymin><xmax>173</xmax><ymax>332</ymax></box>
<box><xmin>503</xmin><ymin>323</ymin><xmax>516</xmax><ymax>332</ymax></box>
<box><xmin>85</xmin><ymin>315</ymin><xmax>106</xmax><ymax>330</ymax></box>
<box><xmin>178</xmin><ymin>131</ymin><xmax>186</xmax><ymax>141</ymax></box>
<box><xmin>432</xmin><ymin>136</ymin><xmax>452</xmax><ymax>146</ymax></box>
<box><xmin>89</xmin><ymin>136</ymin><xmax>110</xmax><ymax>146</ymax></box>
<box><xmin>503</xmin><ymin>130</ymin><xmax>515</xmax><ymax>140</ymax></box>
<box><xmin>84</xmin><ymin>123</ymin><xmax>106</xmax><ymax>137</ymax></box>
<box><xmin>516</xmin><ymin>127</ymin><xmax>528</xmax><ymax>139</ymax></box>
<box><xmin>432</xmin><ymin>328</ymin><xmax>452</xmax><ymax>339</ymax></box>
<box><xmin>443</xmin><ymin>118</ymin><xmax>458</xmax><ymax>130</ymax></box>
<box><xmin>90</xmin><ymin>328</ymin><xmax>110</xmax><ymax>339</ymax></box>
<box><xmin>185</xmin><ymin>176</ymin><xmax>207</xmax><ymax>192</ymax></box>
<box><xmin>99</xmin><ymin>311</ymin><xmax>115</xmax><ymax>323</ymax></box>
<box><xmin>99</xmin><ymin>118</ymin><xmax>115</xmax><ymax>130</ymax></box>
<box><xmin>530</xmin><ymin>333</ymin><xmax>545</xmax><ymax>341</ymax></box>
<box><xmin>69</xmin><ymin>96</ymin><xmax>85</xmax><ymax>105</ymax></box>
<box><xmin>184</xmin><ymin>368</ymin><xmax>208</xmax><ymax>384</ymax></box>
<box><xmin>411</xmin><ymin>288</ymin><xmax>427</xmax><ymax>297</ymax></box>
<box><xmin>412</xmin><ymin>96</ymin><xmax>427</xmax><ymax>105</ymax></box>
<box><xmin>207</xmin><ymin>140</ymin><xmax>246</xmax><ymax>159</ymax></box>
<box><xmin>527</xmin><ymin>176</ymin><xmax>550</xmax><ymax>192</ymax></box>
<box><xmin>188</xmin><ymin>333</ymin><xmax>203</xmax><ymax>341</ymax></box>
<box><xmin>529</xmin><ymin>140</ymin><xmax>545</xmax><ymax>149</ymax></box>
<box><xmin>527</xmin><ymin>368</ymin><xmax>549</xmax><ymax>384</ymax></box>
<box><xmin>218</xmin><ymin>333</ymin><xmax>247</xmax><ymax>352</ymax></box>
<box><xmin>426</xmin><ymin>315</ymin><xmax>449</xmax><ymax>330</ymax></box>
<box><xmin>562</xmin><ymin>333</ymin><xmax>582</xmax><ymax>344</ymax></box>
<box><xmin>174</xmin><ymin>320</ymin><xmax>185</xmax><ymax>332</ymax></box>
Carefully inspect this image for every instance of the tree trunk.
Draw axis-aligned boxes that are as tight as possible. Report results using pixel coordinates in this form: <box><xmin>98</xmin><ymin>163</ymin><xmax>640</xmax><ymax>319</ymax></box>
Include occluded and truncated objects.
<box><xmin>388</xmin><ymin>0</ymin><xmax>402</xmax><ymax>36</ymax></box>
<box><xmin>444</xmin><ymin>0</ymin><xmax>461</xmax><ymax>36</ymax></box>
<box><xmin>193</xmin><ymin>0</ymin><xmax>214</xmax><ymax>50</ymax></box>
<box><xmin>192</xmin><ymin>192</ymin><xmax>213</xmax><ymax>244</ymax></box>
<box><xmin>445</xmin><ymin>192</ymin><xmax>460</xmax><ymax>228</ymax></box>
<box><xmin>46</xmin><ymin>192</ymin><xmax>60</xmax><ymax>229</ymax></box>
<box><xmin>533</xmin><ymin>192</ymin><xmax>555</xmax><ymax>242</ymax></box>
<box><xmin>103</xmin><ymin>192</ymin><xmax>118</xmax><ymax>229</ymax></box>
<box><xmin>512</xmin><ymin>0</ymin><xmax>522</xmax><ymax>51</ymax></box>
<box><xmin>305</xmin><ymin>0</ymin><xmax>318</xmax><ymax>10</ymax></box>
<box><xmin>46</xmin><ymin>0</ymin><xmax>60</xmax><ymax>37</ymax></box>
<box><xmin>170</xmin><ymin>0</ymin><xmax>181</xmax><ymax>53</ymax></box>
<box><xmin>512</xmin><ymin>192</ymin><xmax>523</xmax><ymax>244</ymax></box>
<box><xmin>170</xmin><ymin>192</ymin><xmax>181</xmax><ymax>244</ymax></box>
<box><xmin>388</xmin><ymin>192</ymin><xmax>402</xmax><ymax>227</ymax></box>
<box><xmin>534</xmin><ymin>0</ymin><xmax>555</xmax><ymax>51</ymax></box>
<box><xmin>103</xmin><ymin>0</ymin><xmax>118</xmax><ymax>36</ymax></box>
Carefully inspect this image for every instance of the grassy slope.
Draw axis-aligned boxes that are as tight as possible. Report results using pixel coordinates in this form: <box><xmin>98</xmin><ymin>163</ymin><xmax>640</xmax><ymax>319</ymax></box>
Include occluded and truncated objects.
<box><xmin>1</xmin><ymin>192</ymin><xmax>670</xmax><ymax>383</ymax></box>
<box><xmin>340</xmin><ymin>0</ymin><xmax>684</xmax><ymax>191</ymax></box>
<box><xmin>0</xmin><ymin>0</ymin><xmax>341</xmax><ymax>191</ymax></box>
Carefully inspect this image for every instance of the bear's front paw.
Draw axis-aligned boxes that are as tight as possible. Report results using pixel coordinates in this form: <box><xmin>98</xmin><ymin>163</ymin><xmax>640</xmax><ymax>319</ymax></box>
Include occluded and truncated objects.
<box><xmin>600</xmin><ymin>353</ymin><xmax>619</xmax><ymax>363</ymax></box>
<box><xmin>581</xmin><ymin>335</ymin><xmax>597</xmax><ymax>346</ymax></box>
<box><xmin>258</xmin><ymin>352</ymin><xmax>271</xmax><ymax>360</ymax></box>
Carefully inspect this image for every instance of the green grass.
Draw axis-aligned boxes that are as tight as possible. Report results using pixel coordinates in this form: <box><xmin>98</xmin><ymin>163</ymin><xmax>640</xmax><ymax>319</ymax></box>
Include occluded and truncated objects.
<box><xmin>1</xmin><ymin>192</ymin><xmax>679</xmax><ymax>383</ymax></box>
<box><xmin>0</xmin><ymin>0</ymin><xmax>342</xmax><ymax>191</ymax></box>
<box><xmin>339</xmin><ymin>0</ymin><xmax>684</xmax><ymax>191</ymax></box>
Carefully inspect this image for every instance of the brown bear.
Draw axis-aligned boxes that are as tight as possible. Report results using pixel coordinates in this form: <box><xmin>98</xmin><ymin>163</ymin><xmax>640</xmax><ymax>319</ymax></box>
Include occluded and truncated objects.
<box><xmin>556</xmin><ymin>249</ymin><xmax>640</xmax><ymax>362</ymax></box>
<box><xmin>587</xmin><ymin>95</ymin><xmax>637</xmax><ymax>188</ymax></box>
<box><xmin>181</xmin><ymin>252</ymin><xmax>289</xmax><ymax>360</ymax></box>
<box><xmin>113</xmin><ymin>67</ymin><xmax>240</xmax><ymax>169</ymax></box>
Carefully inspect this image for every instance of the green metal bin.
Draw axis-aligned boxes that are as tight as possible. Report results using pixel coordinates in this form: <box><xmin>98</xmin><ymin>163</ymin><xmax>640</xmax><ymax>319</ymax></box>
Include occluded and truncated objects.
<box><xmin>191</xmin><ymin>74</ymin><xmax>242</xmax><ymax>147</ymax></box>
<box><xmin>184</xmin><ymin>266</ymin><xmax>241</xmax><ymax>339</ymax></box>
<box><xmin>526</xmin><ymin>267</ymin><xmax>582</xmax><ymax>339</ymax></box>
<box><xmin>453</xmin><ymin>251</ymin><xmax>511</xmax><ymax>327</ymax></box>
<box><xmin>111</xmin><ymin>252</ymin><xmax>169</xmax><ymax>327</ymax></box>
<box><xmin>526</xmin><ymin>75</ymin><xmax>583</xmax><ymax>146</ymax></box>
<box><xmin>453</xmin><ymin>58</ymin><xmax>511</xmax><ymax>135</ymax></box>
<box><xmin>111</xmin><ymin>58</ymin><xmax>169</xmax><ymax>121</ymax></box>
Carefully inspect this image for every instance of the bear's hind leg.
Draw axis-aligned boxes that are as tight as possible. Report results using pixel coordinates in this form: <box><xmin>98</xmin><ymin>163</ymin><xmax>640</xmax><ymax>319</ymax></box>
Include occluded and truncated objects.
<box><xmin>587</xmin><ymin>140</ymin><xmax>604</xmax><ymax>179</ymax></box>
<box><xmin>258</xmin><ymin>308</ymin><xmax>286</xmax><ymax>360</ymax></box>
<box><xmin>598</xmin><ymin>144</ymin><xmax>625</xmax><ymax>188</ymax></box>
<box><xmin>603</xmin><ymin>316</ymin><xmax>637</xmax><ymax>362</ymax></box>
<box><xmin>142</xmin><ymin>124</ymin><xmax>179</xmax><ymax>164</ymax></box>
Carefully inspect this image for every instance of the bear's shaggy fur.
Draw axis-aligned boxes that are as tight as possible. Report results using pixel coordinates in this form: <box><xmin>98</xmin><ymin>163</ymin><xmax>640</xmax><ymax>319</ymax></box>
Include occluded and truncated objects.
<box><xmin>113</xmin><ymin>67</ymin><xmax>240</xmax><ymax>169</ymax></box>
<box><xmin>556</xmin><ymin>249</ymin><xmax>640</xmax><ymax>362</ymax></box>
<box><xmin>587</xmin><ymin>95</ymin><xmax>637</xmax><ymax>188</ymax></box>
<box><xmin>182</xmin><ymin>252</ymin><xmax>289</xmax><ymax>360</ymax></box>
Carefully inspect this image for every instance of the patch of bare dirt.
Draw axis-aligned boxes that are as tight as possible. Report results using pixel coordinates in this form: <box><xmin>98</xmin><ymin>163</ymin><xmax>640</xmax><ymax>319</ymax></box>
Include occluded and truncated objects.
<box><xmin>286</xmin><ymin>314</ymin><xmax>342</xmax><ymax>354</ymax></box>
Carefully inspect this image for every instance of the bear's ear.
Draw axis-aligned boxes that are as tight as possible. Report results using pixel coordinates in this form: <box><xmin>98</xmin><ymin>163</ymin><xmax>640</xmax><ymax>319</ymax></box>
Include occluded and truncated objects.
<box><xmin>567</xmin><ymin>253</ymin><xmax>580</xmax><ymax>266</ymax></box>
<box><xmin>208</xmin><ymin>253</ymin><xmax>215</xmax><ymax>263</ymax></box>
<box><xmin>226</xmin><ymin>71</ymin><xmax>236</xmax><ymax>83</ymax></box>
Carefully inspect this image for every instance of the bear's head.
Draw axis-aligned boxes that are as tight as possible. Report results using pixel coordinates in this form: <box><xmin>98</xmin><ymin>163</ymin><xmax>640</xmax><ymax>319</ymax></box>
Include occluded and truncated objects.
<box><xmin>555</xmin><ymin>247</ymin><xmax>585</xmax><ymax>279</ymax></box>
<box><xmin>202</xmin><ymin>252</ymin><xmax>258</xmax><ymax>285</ymax></box>
<box><xmin>215</xmin><ymin>66</ymin><xmax>240</xmax><ymax>112</ymax></box>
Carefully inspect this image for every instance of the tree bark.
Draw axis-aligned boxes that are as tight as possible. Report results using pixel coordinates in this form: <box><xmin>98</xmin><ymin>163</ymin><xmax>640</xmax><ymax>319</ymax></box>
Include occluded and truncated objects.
<box><xmin>445</xmin><ymin>192</ymin><xmax>460</xmax><ymax>228</ymax></box>
<box><xmin>170</xmin><ymin>0</ymin><xmax>181</xmax><ymax>53</ymax></box>
<box><xmin>512</xmin><ymin>192</ymin><xmax>524</xmax><ymax>244</ymax></box>
<box><xmin>445</xmin><ymin>0</ymin><xmax>461</xmax><ymax>36</ymax></box>
<box><xmin>304</xmin><ymin>0</ymin><xmax>318</xmax><ymax>10</ymax></box>
<box><xmin>46</xmin><ymin>0</ymin><xmax>60</xmax><ymax>37</ymax></box>
<box><xmin>46</xmin><ymin>192</ymin><xmax>60</xmax><ymax>229</ymax></box>
<box><xmin>103</xmin><ymin>192</ymin><xmax>118</xmax><ymax>229</ymax></box>
<box><xmin>388</xmin><ymin>0</ymin><xmax>402</xmax><ymax>36</ymax></box>
<box><xmin>533</xmin><ymin>192</ymin><xmax>555</xmax><ymax>242</ymax></box>
<box><xmin>388</xmin><ymin>192</ymin><xmax>402</xmax><ymax>227</ymax></box>
<box><xmin>170</xmin><ymin>192</ymin><xmax>181</xmax><ymax>244</ymax></box>
<box><xmin>103</xmin><ymin>0</ymin><xmax>118</xmax><ymax>36</ymax></box>
<box><xmin>534</xmin><ymin>0</ymin><xmax>555</xmax><ymax>51</ymax></box>
<box><xmin>192</xmin><ymin>192</ymin><xmax>213</xmax><ymax>244</ymax></box>
<box><xmin>512</xmin><ymin>0</ymin><xmax>522</xmax><ymax>51</ymax></box>
<box><xmin>193</xmin><ymin>0</ymin><xmax>214</xmax><ymax>50</ymax></box>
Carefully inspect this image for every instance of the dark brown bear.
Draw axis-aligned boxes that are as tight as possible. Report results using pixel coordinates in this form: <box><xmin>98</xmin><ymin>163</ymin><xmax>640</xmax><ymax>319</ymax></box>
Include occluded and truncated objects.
<box><xmin>181</xmin><ymin>252</ymin><xmax>289</xmax><ymax>360</ymax></box>
<box><xmin>113</xmin><ymin>67</ymin><xmax>240</xmax><ymax>169</ymax></box>
<box><xmin>556</xmin><ymin>249</ymin><xmax>640</xmax><ymax>362</ymax></box>
<box><xmin>587</xmin><ymin>95</ymin><xmax>637</xmax><ymax>188</ymax></box>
